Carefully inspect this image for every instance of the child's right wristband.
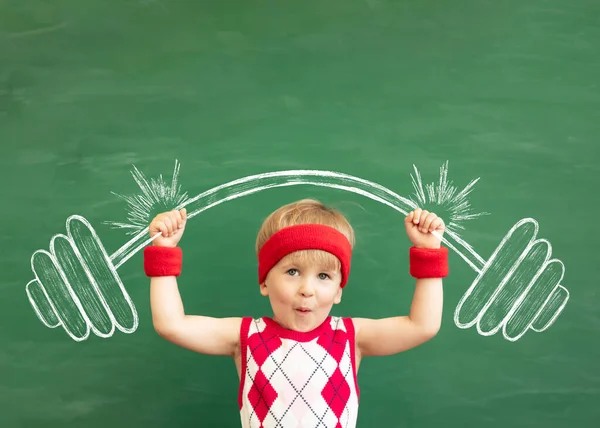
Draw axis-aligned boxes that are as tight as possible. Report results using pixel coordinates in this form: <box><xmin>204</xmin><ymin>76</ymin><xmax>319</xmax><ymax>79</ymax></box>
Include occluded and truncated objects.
<box><xmin>144</xmin><ymin>246</ymin><xmax>182</xmax><ymax>277</ymax></box>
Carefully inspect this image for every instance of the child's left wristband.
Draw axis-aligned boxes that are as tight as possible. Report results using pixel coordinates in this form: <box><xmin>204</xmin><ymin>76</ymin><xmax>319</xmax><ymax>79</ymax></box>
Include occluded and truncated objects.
<box><xmin>144</xmin><ymin>246</ymin><xmax>182</xmax><ymax>277</ymax></box>
<box><xmin>409</xmin><ymin>246</ymin><xmax>448</xmax><ymax>278</ymax></box>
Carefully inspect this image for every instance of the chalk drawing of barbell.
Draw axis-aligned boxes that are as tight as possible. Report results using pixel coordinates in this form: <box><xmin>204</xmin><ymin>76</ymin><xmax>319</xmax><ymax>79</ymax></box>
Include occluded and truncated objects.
<box><xmin>26</xmin><ymin>161</ymin><xmax>569</xmax><ymax>342</ymax></box>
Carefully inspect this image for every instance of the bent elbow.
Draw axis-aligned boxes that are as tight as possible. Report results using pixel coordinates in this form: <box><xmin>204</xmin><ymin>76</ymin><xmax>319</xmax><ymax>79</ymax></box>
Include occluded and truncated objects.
<box><xmin>152</xmin><ymin>319</ymin><xmax>179</xmax><ymax>340</ymax></box>
<box><xmin>422</xmin><ymin>323</ymin><xmax>441</xmax><ymax>341</ymax></box>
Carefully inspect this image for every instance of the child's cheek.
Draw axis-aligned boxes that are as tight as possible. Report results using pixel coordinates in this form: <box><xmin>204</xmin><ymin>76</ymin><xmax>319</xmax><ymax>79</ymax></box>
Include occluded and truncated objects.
<box><xmin>282</xmin><ymin>290</ymin><xmax>296</xmax><ymax>305</ymax></box>
<box><xmin>271</xmin><ymin>287</ymin><xmax>288</xmax><ymax>303</ymax></box>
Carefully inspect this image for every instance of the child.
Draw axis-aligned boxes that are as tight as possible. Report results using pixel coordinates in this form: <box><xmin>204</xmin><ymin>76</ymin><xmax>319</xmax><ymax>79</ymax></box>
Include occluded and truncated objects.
<box><xmin>145</xmin><ymin>199</ymin><xmax>447</xmax><ymax>428</ymax></box>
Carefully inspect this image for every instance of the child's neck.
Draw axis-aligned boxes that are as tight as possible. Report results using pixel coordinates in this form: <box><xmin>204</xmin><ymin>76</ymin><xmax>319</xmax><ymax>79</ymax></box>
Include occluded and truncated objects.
<box><xmin>264</xmin><ymin>315</ymin><xmax>332</xmax><ymax>342</ymax></box>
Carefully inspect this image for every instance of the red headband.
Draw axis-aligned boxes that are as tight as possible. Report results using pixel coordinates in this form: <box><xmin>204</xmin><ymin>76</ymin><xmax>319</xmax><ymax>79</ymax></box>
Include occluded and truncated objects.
<box><xmin>258</xmin><ymin>224</ymin><xmax>353</xmax><ymax>287</ymax></box>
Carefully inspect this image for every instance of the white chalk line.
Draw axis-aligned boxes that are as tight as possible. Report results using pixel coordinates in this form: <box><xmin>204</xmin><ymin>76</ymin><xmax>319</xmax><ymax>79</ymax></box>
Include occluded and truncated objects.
<box><xmin>444</xmin><ymin>229</ymin><xmax>485</xmax><ymax>272</ymax></box>
<box><xmin>28</xmin><ymin>169</ymin><xmax>568</xmax><ymax>342</ymax></box>
<box><xmin>502</xmin><ymin>259</ymin><xmax>566</xmax><ymax>341</ymax></box>
<box><xmin>26</xmin><ymin>280</ymin><xmax>60</xmax><ymax>328</ymax></box>
<box><xmin>454</xmin><ymin>218</ymin><xmax>538</xmax><ymax>331</ymax></box>
<box><xmin>489</xmin><ymin>239</ymin><xmax>557</xmax><ymax>338</ymax></box>
<box><xmin>27</xmin><ymin>216</ymin><xmax>138</xmax><ymax>341</ymax></box>
<box><xmin>113</xmin><ymin>169</ymin><xmax>486</xmax><ymax>271</ymax></box>
<box><xmin>530</xmin><ymin>284</ymin><xmax>569</xmax><ymax>333</ymax></box>
<box><xmin>454</xmin><ymin>218</ymin><xmax>568</xmax><ymax>341</ymax></box>
<box><xmin>476</xmin><ymin>238</ymin><xmax>551</xmax><ymax>337</ymax></box>
<box><xmin>66</xmin><ymin>215</ymin><xmax>138</xmax><ymax>335</ymax></box>
<box><xmin>28</xmin><ymin>247</ymin><xmax>93</xmax><ymax>342</ymax></box>
<box><xmin>116</xmin><ymin>178</ymin><xmax>418</xmax><ymax>268</ymax></box>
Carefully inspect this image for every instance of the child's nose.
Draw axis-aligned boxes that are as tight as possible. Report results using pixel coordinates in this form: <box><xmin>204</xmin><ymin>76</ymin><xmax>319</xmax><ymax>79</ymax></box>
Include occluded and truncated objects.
<box><xmin>298</xmin><ymin>280</ymin><xmax>315</xmax><ymax>297</ymax></box>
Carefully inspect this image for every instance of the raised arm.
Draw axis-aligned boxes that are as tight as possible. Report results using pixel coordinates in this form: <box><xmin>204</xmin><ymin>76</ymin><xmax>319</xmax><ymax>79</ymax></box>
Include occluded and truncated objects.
<box><xmin>354</xmin><ymin>208</ymin><xmax>446</xmax><ymax>357</ymax></box>
<box><xmin>147</xmin><ymin>209</ymin><xmax>241</xmax><ymax>357</ymax></box>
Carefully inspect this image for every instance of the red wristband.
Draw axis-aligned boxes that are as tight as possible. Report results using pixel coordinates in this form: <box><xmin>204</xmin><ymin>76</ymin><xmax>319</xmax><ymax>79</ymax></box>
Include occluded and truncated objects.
<box><xmin>409</xmin><ymin>246</ymin><xmax>448</xmax><ymax>278</ymax></box>
<box><xmin>144</xmin><ymin>246</ymin><xmax>182</xmax><ymax>277</ymax></box>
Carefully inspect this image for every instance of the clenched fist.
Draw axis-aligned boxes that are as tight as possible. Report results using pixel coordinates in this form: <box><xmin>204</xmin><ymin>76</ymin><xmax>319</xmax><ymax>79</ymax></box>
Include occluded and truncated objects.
<box><xmin>404</xmin><ymin>208</ymin><xmax>445</xmax><ymax>249</ymax></box>
<box><xmin>149</xmin><ymin>208</ymin><xmax>187</xmax><ymax>247</ymax></box>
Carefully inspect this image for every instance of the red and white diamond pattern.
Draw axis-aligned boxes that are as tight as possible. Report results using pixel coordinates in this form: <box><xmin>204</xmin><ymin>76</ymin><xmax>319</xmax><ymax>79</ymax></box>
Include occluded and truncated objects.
<box><xmin>239</xmin><ymin>317</ymin><xmax>358</xmax><ymax>428</ymax></box>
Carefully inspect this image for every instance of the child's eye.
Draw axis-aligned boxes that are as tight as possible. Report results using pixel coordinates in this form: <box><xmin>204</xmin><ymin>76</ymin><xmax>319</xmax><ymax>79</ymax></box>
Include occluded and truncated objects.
<box><xmin>318</xmin><ymin>273</ymin><xmax>330</xmax><ymax>280</ymax></box>
<box><xmin>287</xmin><ymin>269</ymin><xmax>298</xmax><ymax>276</ymax></box>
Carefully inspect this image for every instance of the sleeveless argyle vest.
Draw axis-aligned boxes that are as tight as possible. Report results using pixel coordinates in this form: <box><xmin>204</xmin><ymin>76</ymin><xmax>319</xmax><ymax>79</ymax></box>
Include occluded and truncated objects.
<box><xmin>238</xmin><ymin>316</ymin><xmax>360</xmax><ymax>428</ymax></box>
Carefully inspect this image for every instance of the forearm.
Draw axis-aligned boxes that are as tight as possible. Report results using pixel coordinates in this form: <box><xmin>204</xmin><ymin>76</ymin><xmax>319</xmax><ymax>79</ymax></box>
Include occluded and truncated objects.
<box><xmin>355</xmin><ymin>211</ymin><xmax>447</xmax><ymax>356</ymax></box>
<box><xmin>407</xmin><ymin>277</ymin><xmax>443</xmax><ymax>335</ymax></box>
<box><xmin>150</xmin><ymin>277</ymin><xmax>186</xmax><ymax>334</ymax></box>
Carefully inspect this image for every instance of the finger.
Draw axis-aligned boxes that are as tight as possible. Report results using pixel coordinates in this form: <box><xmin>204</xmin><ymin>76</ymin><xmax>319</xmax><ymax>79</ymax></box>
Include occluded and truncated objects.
<box><xmin>421</xmin><ymin>213</ymin><xmax>436</xmax><ymax>232</ymax></box>
<box><xmin>413</xmin><ymin>208</ymin><xmax>422</xmax><ymax>224</ymax></box>
<box><xmin>405</xmin><ymin>211</ymin><xmax>414</xmax><ymax>224</ymax></box>
<box><xmin>155</xmin><ymin>220</ymin><xmax>168</xmax><ymax>237</ymax></box>
<box><xmin>177</xmin><ymin>210</ymin><xmax>187</xmax><ymax>229</ymax></box>
<box><xmin>162</xmin><ymin>216</ymin><xmax>174</xmax><ymax>236</ymax></box>
<box><xmin>168</xmin><ymin>215</ymin><xmax>178</xmax><ymax>236</ymax></box>
<box><xmin>428</xmin><ymin>218</ymin><xmax>440</xmax><ymax>232</ymax></box>
<box><xmin>149</xmin><ymin>219</ymin><xmax>161</xmax><ymax>234</ymax></box>
<box><xmin>171</xmin><ymin>210</ymin><xmax>183</xmax><ymax>229</ymax></box>
<box><xmin>434</xmin><ymin>217</ymin><xmax>446</xmax><ymax>231</ymax></box>
<box><xmin>417</xmin><ymin>210</ymin><xmax>429</xmax><ymax>228</ymax></box>
<box><xmin>181</xmin><ymin>208</ymin><xmax>187</xmax><ymax>222</ymax></box>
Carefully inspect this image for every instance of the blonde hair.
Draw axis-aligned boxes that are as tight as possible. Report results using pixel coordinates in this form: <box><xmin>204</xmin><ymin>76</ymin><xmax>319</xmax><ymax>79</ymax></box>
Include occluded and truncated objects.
<box><xmin>255</xmin><ymin>199</ymin><xmax>355</xmax><ymax>272</ymax></box>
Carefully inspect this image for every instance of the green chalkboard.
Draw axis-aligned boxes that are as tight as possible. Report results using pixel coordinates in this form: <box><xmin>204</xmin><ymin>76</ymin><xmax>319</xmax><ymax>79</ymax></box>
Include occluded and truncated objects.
<box><xmin>1</xmin><ymin>0</ymin><xmax>599</xmax><ymax>427</ymax></box>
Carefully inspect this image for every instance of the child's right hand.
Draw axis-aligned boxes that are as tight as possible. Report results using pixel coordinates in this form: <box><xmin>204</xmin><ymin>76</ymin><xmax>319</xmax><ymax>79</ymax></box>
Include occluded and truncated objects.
<box><xmin>148</xmin><ymin>208</ymin><xmax>187</xmax><ymax>247</ymax></box>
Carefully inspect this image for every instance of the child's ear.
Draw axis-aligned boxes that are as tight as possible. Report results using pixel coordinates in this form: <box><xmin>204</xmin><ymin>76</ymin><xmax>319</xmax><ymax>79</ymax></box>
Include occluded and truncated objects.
<box><xmin>333</xmin><ymin>287</ymin><xmax>343</xmax><ymax>304</ymax></box>
<box><xmin>260</xmin><ymin>281</ymin><xmax>269</xmax><ymax>296</ymax></box>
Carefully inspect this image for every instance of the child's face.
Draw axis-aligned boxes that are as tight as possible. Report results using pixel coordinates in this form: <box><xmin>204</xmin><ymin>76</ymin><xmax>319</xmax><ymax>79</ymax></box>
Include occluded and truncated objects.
<box><xmin>260</xmin><ymin>252</ymin><xmax>343</xmax><ymax>332</ymax></box>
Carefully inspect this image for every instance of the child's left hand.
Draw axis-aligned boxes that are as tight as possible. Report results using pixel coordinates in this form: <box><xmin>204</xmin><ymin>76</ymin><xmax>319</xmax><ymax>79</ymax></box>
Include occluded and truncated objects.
<box><xmin>404</xmin><ymin>208</ymin><xmax>445</xmax><ymax>249</ymax></box>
